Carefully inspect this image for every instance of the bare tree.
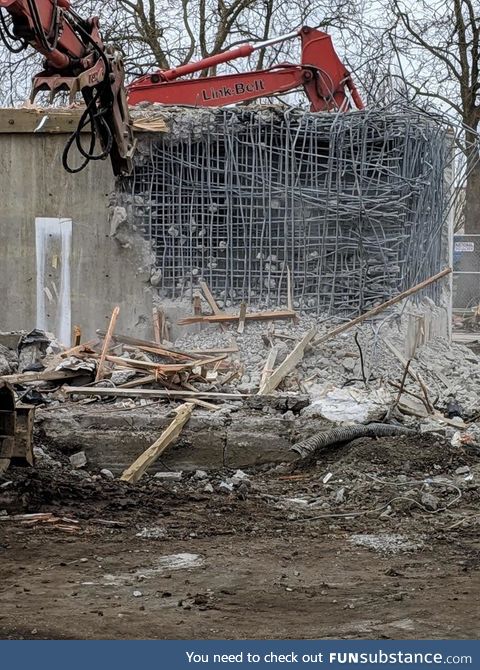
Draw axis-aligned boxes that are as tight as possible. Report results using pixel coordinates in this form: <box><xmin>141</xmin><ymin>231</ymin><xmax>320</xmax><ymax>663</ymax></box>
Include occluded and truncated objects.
<box><xmin>386</xmin><ymin>0</ymin><xmax>480</xmax><ymax>232</ymax></box>
<box><xmin>0</xmin><ymin>0</ymin><xmax>359</xmax><ymax>104</ymax></box>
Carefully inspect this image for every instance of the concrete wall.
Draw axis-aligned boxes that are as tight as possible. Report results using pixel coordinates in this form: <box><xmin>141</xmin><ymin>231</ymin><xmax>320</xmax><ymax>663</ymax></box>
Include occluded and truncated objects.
<box><xmin>0</xmin><ymin>130</ymin><xmax>153</xmax><ymax>343</ymax></box>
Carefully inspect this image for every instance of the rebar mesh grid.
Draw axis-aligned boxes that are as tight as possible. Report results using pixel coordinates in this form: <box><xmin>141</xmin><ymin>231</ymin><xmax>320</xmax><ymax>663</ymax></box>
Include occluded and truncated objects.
<box><xmin>122</xmin><ymin>107</ymin><xmax>450</xmax><ymax>315</ymax></box>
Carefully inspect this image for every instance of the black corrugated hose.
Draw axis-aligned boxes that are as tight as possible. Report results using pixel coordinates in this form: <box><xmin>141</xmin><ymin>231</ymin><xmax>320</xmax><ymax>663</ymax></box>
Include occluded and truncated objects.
<box><xmin>291</xmin><ymin>423</ymin><xmax>415</xmax><ymax>460</ymax></box>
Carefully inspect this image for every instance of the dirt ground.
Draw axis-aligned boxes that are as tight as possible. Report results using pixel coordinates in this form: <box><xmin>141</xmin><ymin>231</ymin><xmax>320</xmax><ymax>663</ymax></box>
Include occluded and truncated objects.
<box><xmin>0</xmin><ymin>435</ymin><xmax>479</xmax><ymax>640</ymax></box>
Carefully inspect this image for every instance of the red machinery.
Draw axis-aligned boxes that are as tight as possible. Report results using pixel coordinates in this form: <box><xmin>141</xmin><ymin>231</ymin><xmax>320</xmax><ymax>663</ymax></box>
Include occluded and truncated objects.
<box><xmin>0</xmin><ymin>0</ymin><xmax>135</xmax><ymax>174</ymax></box>
<box><xmin>127</xmin><ymin>26</ymin><xmax>364</xmax><ymax>112</ymax></box>
<box><xmin>0</xmin><ymin>0</ymin><xmax>363</xmax><ymax>174</ymax></box>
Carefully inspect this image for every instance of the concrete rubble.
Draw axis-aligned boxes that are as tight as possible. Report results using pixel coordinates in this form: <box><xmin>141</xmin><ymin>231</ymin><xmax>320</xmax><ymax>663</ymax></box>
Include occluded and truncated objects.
<box><xmin>0</xmin><ymin>286</ymin><xmax>479</xmax><ymax>478</ymax></box>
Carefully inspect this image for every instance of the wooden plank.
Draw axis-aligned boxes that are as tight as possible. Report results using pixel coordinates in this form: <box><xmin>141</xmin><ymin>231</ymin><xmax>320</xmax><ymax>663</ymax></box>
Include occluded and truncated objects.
<box><xmin>153</xmin><ymin>308</ymin><xmax>161</xmax><ymax>345</ymax></box>
<box><xmin>123</xmin><ymin>344</ymin><xmax>197</xmax><ymax>361</ymax></box>
<box><xmin>382</xmin><ymin>339</ymin><xmax>420</xmax><ymax>382</ymax></box>
<box><xmin>287</xmin><ymin>266</ymin><xmax>293</xmax><ymax>312</ymax></box>
<box><xmin>101</xmin><ymin>353</ymin><xmax>227</xmax><ymax>373</ymax></box>
<box><xmin>258</xmin><ymin>328</ymin><xmax>316</xmax><ymax>395</ymax></box>
<box><xmin>0</xmin><ymin>108</ymin><xmax>167</xmax><ymax>134</ymax></box>
<box><xmin>178</xmin><ymin>309</ymin><xmax>297</xmax><ymax>326</ymax></box>
<box><xmin>188</xmin><ymin>398</ymin><xmax>220</xmax><ymax>410</ymax></box>
<box><xmin>237</xmin><ymin>301</ymin><xmax>247</xmax><ymax>334</ymax></box>
<box><xmin>0</xmin><ymin>369</ymin><xmax>80</xmax><ymax>384</ymax></box>
<box><xmin>199</xmin><ymin>281</ymin><xmax>222</xmax><ymax>315</ymax></box>
<box><xmin>190</xmin><ymin>345</ymin><xmax>239</xmax><ymax>354</ymax></box>
<box><xmin>95</xmin><ymin>306</ymin><xmax>120</xmax><ymax>381</ymax></box>
<box><xmin>313</xmin><ymin>268</ymin><xmax>452</xmax><ymax>348</ymax></box>
<box><xmin>199</xmin><ymin>280</ymin><xmax>227</xmax><ymax>332</ymax></box>
<box><xmin>63</xmin><ymin>386</ymin><xmax>249</xmax><ymax>400</ymax></box>
<box><xmin>259</xmin><ymin>346</ymin><xmax>278</xmax><ymax>390</ymax></box>
<box><xmin>118</xmin><ymin>375</ymin><xmax>156</xmax><ymax>388</ymax></box>
<box><xmin>61</xmin><ymin>340</ymin><xmax>98</xmax><ymax>358</ymax></box>
<box><xmin>193</xmin><ymin>294</ymin><xmax>202</xmax><ymax>316</ymax></box>
<box><xmin>0</xmin><ymin>107</ymin><xmax>85</xmax><ymax>134</ymax></box>
<box><xmin>72</xmin><ymin>325</ymin><xmax>82</xmax><ymax>348</ymax></box>
<box><xmin>96</xmin><ymin>330</ymin><xmax>196</xmax><ymax>359</ymax></box>
<box><xmin>120</xmin><ymin>403</ymin><xmax>194</xmax><ymax>483</ymax></box>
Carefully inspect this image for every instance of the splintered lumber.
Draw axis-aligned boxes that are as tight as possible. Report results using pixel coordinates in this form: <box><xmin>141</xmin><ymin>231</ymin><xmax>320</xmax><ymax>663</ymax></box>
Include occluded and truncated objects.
<box><xmin>190</xmin><ymin>345</ymin><xmax>239</xmax><ymax>354</ymax></box>
<box><xmin>178</xmin><ymin>309</ymin><xmax>297</xmax><ymax>326</ymax></box>
<box><xmin>118</xmin><ymin>374</ymin><xmax>156</xmax><ymax>388</ymax></box>
<box><xmin>120</xmin><ymin>403</ymin><xmax>194</xmax><ymax>483</ymax></box>
<box><xmin>91</xmin><ymin>353</ymin><xmax>227</xmax><ymax>375</ymax></box>
<box><xmin>259</xmin><ymin>346</ymin><xmax>278</xmax><ymax>390</ymax></box>
<box><xmin>61</xmin><ymin>339</ymin><xmax>99</xmax><ymax>358</ymax></box>
<box><xmin>199</xmin><ymin>280</ymin><xmax>222</xmax><ymax>315</ymax></box>
<box><xmin>96</xmin><ymin>330</ymin><xmax>165</xmax><ymax>350</ymax></box>
<box><xmin>193</xmin><ymin>294</ymin><xmax>202</xmax><ymax>316</ymax></box>
<box><xmin>73</xmin><ymin>325</ymin><xmax>82</xmax><ymax>347</ymax></box>
<box><xmin>123</xmin><ymin>344</ymin><xmax>197</xmax><ymax>361</ymax></box>
<box><xmin>258</xmin><ymin>328</ymin><xmax>316</xmax><ymax>395</ymax></box>
<box><xmin>188</xmin><ymin>398</ymin><xmax>219</xmax><ymax>410</ymax></box>
<box><xmin>287</xmin><ymin>267</ymin><xmax>293</xmax><ymax>312</ymax></box>
<box><xmin>237</xmin><ymin>301</ymin><xmax>247</xmax><ymax>334</ymax></box>
<box><xmin>96</xmin><ymin>306</ymin><xmax>120</xmax><ymax>381</ymax></box>
<box><xmin>313</xmin><ymin>268</ymin><xmax>452</xmax><ymax>347</ymax></box>
<box><xmin>63</xmin><ymin>386</ymin><xmax>248</xmax><ymax>400</ymax></box>
<box><xmin>153</xmin><ymin>307</ymin><xmax>161</xmax><ymax>345</ymax></box>
<box><xmin>0</xmin><ymin>369</ymin><xmax>81</xmax><ymax>384</ymax></box>
<box><xmin>96</xmin><ymin>330</ymin><xmax>202</xmax><ymax>360</ymax></box>
<box><xmin>199</xmin><ymin>280</ymin><xmax>227</xmax><ymax>332</ymax></box>
<box><xmin>382</xmin><ymin>339</ymin><xmax>420</xmax><ymax>382</ymax></box>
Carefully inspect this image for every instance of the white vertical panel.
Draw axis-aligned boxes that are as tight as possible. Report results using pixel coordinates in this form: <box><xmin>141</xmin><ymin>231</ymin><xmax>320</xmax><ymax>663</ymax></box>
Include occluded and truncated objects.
<box><xmin>35</xmin><ymin>217</ymin><xmax>72</xmax><ymax>346</ymax></box>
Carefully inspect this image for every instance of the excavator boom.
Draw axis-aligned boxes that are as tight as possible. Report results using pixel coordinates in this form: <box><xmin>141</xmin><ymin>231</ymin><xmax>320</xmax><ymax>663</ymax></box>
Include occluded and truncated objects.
<box><xmin>0</xmin><ymin>1</ymin><xmax>362</xmax><ymax>174</ymax></box>
<box><xmin>128</xmin><ymin>26</ymin><xmax>364</xmax><ymax>112</ymax></box>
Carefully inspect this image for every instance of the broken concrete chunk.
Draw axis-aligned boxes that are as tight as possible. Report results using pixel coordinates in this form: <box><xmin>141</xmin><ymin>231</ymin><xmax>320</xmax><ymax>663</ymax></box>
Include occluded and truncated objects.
<box><xmin>193</xmin><ymin>470</ymin><xmax>208</xmax><ymax>480</ymax></box>
<box><xmin>100</xmin><ymin>469</ymin><xmax>115</xmax><ymax>480</ymax></box>
<box><xmin>0</xmin><ymin>331</ymin><xmax>23</xmax><ymax>351</ymax></box>
<box><xmin>69</xmin><ymin>451</ymin><xmax>87</xmax><ymax>469</ymax></box>
<box><xmin>0</xmin><ymin>344</ymin><xmax>18</xmax><ymax>376</ymax></box>
<box><xmin>231</xmin><ymin>469</ymin><xmax>249</xmax><ymax>482</ymax></box>
<box><xmin>218</xmin><ymin>481</ymin><xmax>234</xmax><ymax>494</ymax></box>
<box><xmin>342</xmin><ymin>358</ymin><xmax>356</xmax><ymax>372</ymax></box>
<box><xmin>455</xmin><ymin>465</ymin><xmax>470</xmax><ymax>475</ymax></box>
<box><xmin>419</xmin><ymin>419</ymin><xmax>447</xmax><ymax>435</ymax></box>
<box><xmin>420</xmin><ymin>492</ymin><xmax>439</xmax><ymax>511</ymax></box>
<box><xmin>203</xmin><ymin>483</ymin><xmax>214</xmax><ymax>493</ymax></box>
<box><xmin>154</xmin><ymin>471</ymin><xmax>183</xmax><ymax>480</ymax></box>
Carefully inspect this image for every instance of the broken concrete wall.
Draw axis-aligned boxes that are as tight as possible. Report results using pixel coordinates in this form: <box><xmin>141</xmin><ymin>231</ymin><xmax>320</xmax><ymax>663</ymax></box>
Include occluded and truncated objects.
<box><xmin>0</xmin><ymin>121</ymin><xmax>153</xmax><ymax>343</ymax></box>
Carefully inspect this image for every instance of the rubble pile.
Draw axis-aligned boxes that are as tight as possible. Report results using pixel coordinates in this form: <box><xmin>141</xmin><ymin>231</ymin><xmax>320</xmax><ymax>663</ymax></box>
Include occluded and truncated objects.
<box><xmin>0</xmin><ymin>274</ymin><xmax>479</xmax><ymax>482</ymax></box>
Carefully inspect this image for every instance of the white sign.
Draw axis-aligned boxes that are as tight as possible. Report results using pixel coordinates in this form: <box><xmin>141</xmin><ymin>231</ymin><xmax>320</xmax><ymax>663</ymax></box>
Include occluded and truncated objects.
<box><xmin>455</xmin><ymin>241</ymin><xmax>475</xmax><ymax>252</ymax></box>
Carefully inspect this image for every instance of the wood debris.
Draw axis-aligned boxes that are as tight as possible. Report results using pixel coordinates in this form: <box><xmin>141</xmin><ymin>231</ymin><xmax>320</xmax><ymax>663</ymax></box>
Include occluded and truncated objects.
<box><xmin>178</xmin><ymin>308</ymin><xmax>297</xmax><ymax>326</ymax></box>
<box><xmin>120</xmin><ymin>402</ymin><xmax>194</xmax><ymax>483</ymax></box>
<box><xmin>258</xmin><ymin>328</ymin><xmax>316</xmax><ymax>395</ymax></box>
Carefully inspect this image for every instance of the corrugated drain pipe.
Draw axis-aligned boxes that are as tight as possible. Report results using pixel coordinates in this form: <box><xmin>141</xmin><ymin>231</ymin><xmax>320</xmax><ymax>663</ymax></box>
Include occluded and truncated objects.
<box><xmin>291</xmin><ymin>423</ymin><xmax>415</xmax><ymax>460</ymax></box>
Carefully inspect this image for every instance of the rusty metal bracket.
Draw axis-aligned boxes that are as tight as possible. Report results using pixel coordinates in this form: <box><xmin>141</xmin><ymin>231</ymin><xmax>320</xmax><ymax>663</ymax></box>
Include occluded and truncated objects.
<box><xmin>0</xmin><ymin>381</ymin><xmax>35</xmax><ymax>473</ymax></box>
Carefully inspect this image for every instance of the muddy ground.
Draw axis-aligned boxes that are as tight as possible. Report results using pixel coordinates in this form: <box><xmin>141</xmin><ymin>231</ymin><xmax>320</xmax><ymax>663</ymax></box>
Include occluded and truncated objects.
<box><xmin>0</xmin><ymin>435</ymin><xmax>479</xmax><ymax>640</ymax></box>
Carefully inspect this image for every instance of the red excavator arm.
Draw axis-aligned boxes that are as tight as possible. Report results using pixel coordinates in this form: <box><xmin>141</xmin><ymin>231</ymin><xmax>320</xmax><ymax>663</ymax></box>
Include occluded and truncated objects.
<box><xmin>0</xmin><ymin>0</ymin><xmax>362</xmax><ymax>175</ymax></box>
<box><xmin>127</xmin><ymin>26</ymin><xmax>364</xmax><ymax>112</ymax></box>
<box><xmin>0</xmin><ymin>0</ymin><xmax>135</xmax><ymax>174</ymax></box>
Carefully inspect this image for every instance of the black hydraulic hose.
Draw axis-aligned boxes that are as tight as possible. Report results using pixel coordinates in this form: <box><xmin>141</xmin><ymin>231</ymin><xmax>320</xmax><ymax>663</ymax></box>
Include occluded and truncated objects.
<box><xmin>60</xmin><ymin>15</ymin><xmax>114</xmax><ymax>172</ymax></box>
<box><xmin>0</xmin><ymin>10</ymin><xmax>27</xmax><ymax>52</ymax></box>
<box><xmin>291</xmin><ymin>423</ymin><xmax>415</xmax><ymax>460</ymax></box>
<box><xmin>62</xmin><ymin>90</ymin><xmax>113</xmax><ymax>173</ymax></box>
